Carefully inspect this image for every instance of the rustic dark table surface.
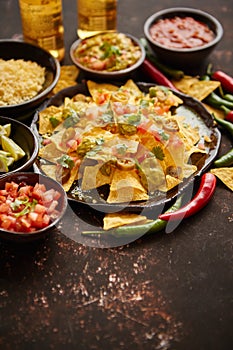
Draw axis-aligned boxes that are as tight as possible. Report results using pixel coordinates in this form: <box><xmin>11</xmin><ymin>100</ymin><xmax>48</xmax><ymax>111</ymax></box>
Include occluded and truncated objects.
<box><xmin>0</xmin><ymin>1</ymin><xmax>232</xmax><ymax>349</ymax></box>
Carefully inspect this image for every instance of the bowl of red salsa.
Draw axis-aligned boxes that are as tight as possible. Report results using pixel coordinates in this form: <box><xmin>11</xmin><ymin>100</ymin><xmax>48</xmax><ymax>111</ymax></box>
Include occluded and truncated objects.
<box><xmin>144</xmin><ymin>7</ymin><xmax>223</xmax><ymax>70</ymax></box>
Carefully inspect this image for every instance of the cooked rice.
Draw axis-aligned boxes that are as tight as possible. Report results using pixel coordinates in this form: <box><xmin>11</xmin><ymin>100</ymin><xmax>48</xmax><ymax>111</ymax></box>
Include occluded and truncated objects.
<box><xmin>0</xmin><ymin>58</ymin><xmax>46</xmax><ymax>106</ymax></box>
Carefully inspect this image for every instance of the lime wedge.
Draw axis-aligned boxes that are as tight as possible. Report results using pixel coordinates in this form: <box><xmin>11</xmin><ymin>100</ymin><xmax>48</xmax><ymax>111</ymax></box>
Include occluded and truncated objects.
<box><xmin>3</xmin><ymin>124</ymin><xmax>11</xmax><ymax>137</ymax></box>
<box><xmin>1</xmin><ymin>135</ymin><xmax>25</xmax><ymax>161</ymax></box>
<box><xmin>6</xmin><ymin>156</ymin><xmax>15</xmax><ymax>167</ymax></box>
<box><xmin>0</xmin><ymin>154</ymin><xmax>9</xmax><ymax>172</ymax></box>
<box><xmin>0</xmin><ymin>123</ymin><xmax>11</xmax><ymax>138</ymax></box>
<box><xmin>0</xmin><ymin>150</ymin><xmax>11</xmax><ymax>157</ymax></box>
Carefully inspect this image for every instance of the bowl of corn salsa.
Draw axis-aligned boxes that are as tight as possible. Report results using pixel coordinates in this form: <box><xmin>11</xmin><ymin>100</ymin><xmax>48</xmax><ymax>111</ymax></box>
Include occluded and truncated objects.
<box><xmin>70</xmin><ymin>32</ymin><xmax>145</xmax><ymax>80</ymax></box>
<box><xmin>144</xmin><ymin>7</ymin><xmax>223</xmax><ymax>69</ymax></box>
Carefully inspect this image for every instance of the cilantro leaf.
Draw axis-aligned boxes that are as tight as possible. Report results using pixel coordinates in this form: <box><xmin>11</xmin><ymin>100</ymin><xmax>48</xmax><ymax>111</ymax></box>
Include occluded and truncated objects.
<box><xmin>57</xmin><ymin>155</ymin><xmax>75</xmax><ymax>169</ymax></box>
<box><xmin>49</xmin><ymin>117</ymin><xmax>60</xmax><ymax>128</ymax></box>
<box><xmin>100</xmin><ymin>42</ymin><xmax>121</xmax><ymax>59</ymax></box>
<box><xmin>152</xmin><ymin>146</ymin><xmax>165</xmax><ymax>161</ymax></box>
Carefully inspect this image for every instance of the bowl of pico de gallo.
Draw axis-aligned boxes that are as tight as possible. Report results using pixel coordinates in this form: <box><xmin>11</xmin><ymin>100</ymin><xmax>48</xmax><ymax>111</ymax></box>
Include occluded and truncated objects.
<box><xmin>144</xmin><ymin>7</ymin><xmax>223</xmax><ymax>70</ymax></box>
<box><xmin>0</xmin><ymin>172</ymin><xmax>67</xmax><ymax>241</ymax></box>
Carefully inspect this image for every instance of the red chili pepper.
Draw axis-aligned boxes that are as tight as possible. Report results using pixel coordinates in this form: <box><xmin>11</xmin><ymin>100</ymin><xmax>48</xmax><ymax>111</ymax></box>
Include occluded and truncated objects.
<box><xmin>212</xmin><ymin>70</ymin><xmax>233</xmax><ymax>94</ymax></box>
<box><xmin>158</xmin><ymin>172</ymin><xmax>216</xmax><ymax>221</ymax></box>
<box><xmin>141</xmin><ymin>59</ymin><xmax>178</xmax><ymax>91</ymax></box>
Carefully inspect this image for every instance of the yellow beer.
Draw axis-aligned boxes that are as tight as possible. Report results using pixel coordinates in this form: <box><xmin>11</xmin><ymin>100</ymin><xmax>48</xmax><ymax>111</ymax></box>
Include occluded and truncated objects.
<box><xmin>18</xmin><ymin>0</ymin><xmax>65</xmax><ymax>61</ymax></box>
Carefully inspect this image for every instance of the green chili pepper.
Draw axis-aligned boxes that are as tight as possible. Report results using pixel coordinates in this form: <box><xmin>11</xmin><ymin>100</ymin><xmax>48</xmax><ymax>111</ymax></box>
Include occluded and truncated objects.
<box><xmin>223</xmin><ymin>94</ymin><xmax>233</xmax><ymax>103</ymax></box>
<box><xmin>214</xmin><ymin>148</ymin><xmax>233</xmax><ymax>167</ymax></box>
<box><xmin>205</xmin><ymin>92</ymin><xmax>233</xmax><ymax>110</ymax></box>
<box><xmin>140</xmin><ymin>38</ymin><xmax>184</xmax><ymax>81</ymax></box>
<box><xmin>82</xmin><ymin>195</ymin><xmax>183</xmax><ymax>237</ymax></box>
<box><xmin>219</xmin><ymin>105</ymin><xmax>233</xmax><ymax>123</ymax></box>
<box><xmin>213</xmin><ymin>113</ymin><xmax>233</xmax><ymax>167</ymax></box>
<box><xmin>213</xmin><ymin>114</ymin><xmax>233</xmax><ymax>138</ymax></box>
<box><xmin>201</xmin><ymin>74</ymin><xmax>233</xmax><ymax>111</ymax></box>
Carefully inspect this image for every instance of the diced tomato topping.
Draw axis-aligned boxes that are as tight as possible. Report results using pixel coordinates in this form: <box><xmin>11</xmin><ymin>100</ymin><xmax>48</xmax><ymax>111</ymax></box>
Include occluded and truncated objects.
<box><xmin>41</xmin><ymin>189</ymin><xmax>57</xmax><ymax>205</ymax></box>
<box><xmin>0</xmin><ymin>203</ymin><xmax>9</xmax><ymax>213</ymax></box>
<box><xmin>28</xmin><ymin>212</ymin><xmax>39</xmax><ymax>223</ymax></box>
<box><xmin>34</xmin><ymin>203</ymin><xmax>47</xmax><ymax>214</ymax></box>
<box><xmin>67</xmin><ymin>139</ymin><xmax>78</xmax><ymax>151</ymax></box>
<box><xmin>18</xmin><ymin>185</ymin><xmax>33</xmax><ymax>196</ymax></box>
<box><xmin>47</xmin><ymin>200</ymin><xmax>59</xmax><ymax>214</ymax></box>
<box><xmin>18</xmin><ymin>217</ymin><xmax>32</xmax><ymax>229</ymax></box>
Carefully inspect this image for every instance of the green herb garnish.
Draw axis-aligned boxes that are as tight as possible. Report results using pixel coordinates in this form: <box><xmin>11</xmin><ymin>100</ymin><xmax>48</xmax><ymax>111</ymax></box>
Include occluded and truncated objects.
<box><xmin>57</xmin><ymin>155</ymin><xmax>75</xmax><ymax>169</ymax></box>
<box><xmin>152</xmin><ymin>146</ymin><xmax>165</xmax><ymax>161</ymax></box>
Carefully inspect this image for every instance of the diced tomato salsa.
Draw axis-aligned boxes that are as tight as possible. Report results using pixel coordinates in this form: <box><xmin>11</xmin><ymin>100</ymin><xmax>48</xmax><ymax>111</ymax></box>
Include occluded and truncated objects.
<box><xmin>0</xmin><ymin>181</ymin><xmax>61</xmax><ymax>233</ymax></box>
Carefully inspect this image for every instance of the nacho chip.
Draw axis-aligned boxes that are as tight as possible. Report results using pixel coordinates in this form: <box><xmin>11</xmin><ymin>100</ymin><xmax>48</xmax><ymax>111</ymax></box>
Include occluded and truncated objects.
<box><xmin>39</xmin><ymin>142</ymin><xmax>63</xmax><ymax>162</ymax></box>
<box><xmin>183</xmin><ymin>164</ymin><xmax>197</xmax><ymax>178</ymax></box>
<box><xmin>177</xmin><ymin>118</ymin><xmax>200</xmax><ymax>149</ymax></box>
<box><xmin>40</xmin><ymin>164</ymin><xmax>57</xmax><ymax>180</ymax></box>
<box><xmin>107</xmin><ymin>169</ymin><xmax>149</xmax><ymax>203</ymax></box>
<box><xmin>210</xmin><ymin>167</ymin><xmax>233</xmax><ymax>191</ymax></box>
<box><xmin>165</xmin><ymin>174</ymin><xmax>181</xmax><ymax>191</ymax></box>
<box><xmin>81</xmin><ymin>163</ymin><xmax>112</xmax><ymax>190</ymax></box>
<box><xmin>202</xmin><ymin>103</ymin><xmax>225</xmax><ymax>120</ymax></box>
<box><xmin>103</xmin><ymin>212</ymin><xmax>148</xmax><ymax>230</ymax></box>
<box><xmin>172</xmin><ymin>75</ymin><xmax>220</xmax><ymax>101</ymax></box>
<box><xmin>123</xmin><ymin>79</ymin><xmax>142</xmax><ymax>94</ymax></box>
<box><xmin>59</xmin><ymin>163</ymin><xmax>80</xmax><ymax>192</ymax></box>
<box><xmin>39</xmin><ymin>105</ymin><xmax>63</xmax><ymax>135</ymax></box>
<box><xmin>41</xmin><ymin>162</ymin><xmax>80</xmax><ymax>192</ymax></box>
<box><xmin>87</xmin><ymin>80</ymin><xmax>118</xmax><ymax>103</ymax></box>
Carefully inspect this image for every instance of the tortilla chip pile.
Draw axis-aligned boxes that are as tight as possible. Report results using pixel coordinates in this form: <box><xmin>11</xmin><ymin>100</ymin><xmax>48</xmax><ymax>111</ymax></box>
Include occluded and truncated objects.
<box><xmin>38</xmin><ymin>79</ymin><xmax>212</xmax><ymax>213</ymax></box>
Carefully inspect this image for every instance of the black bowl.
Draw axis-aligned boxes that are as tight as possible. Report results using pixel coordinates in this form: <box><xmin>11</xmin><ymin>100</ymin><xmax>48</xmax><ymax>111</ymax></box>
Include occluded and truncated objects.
<box><xmin>70</xmin><ymin>33</ymin><xmax>145</xmax><ymax>80</ymax></box>
<box><xmin>144</xmin><ymin>7</ymin><xmax>223</xmax><ymax>69</ymax></box>
<box><xmin>0</xmin><ymin>40</ymin><xmax>60</xmax><ymax>119</ymax></box>
<box><xmin>0</xmin><ymin>116</ymin><xmax>39</xmax><ymax>177</ymax></box>
<box><xmin>0</xmin><ymin>172</ymin><xmax>68</xmax><ymax>242</ymax></box>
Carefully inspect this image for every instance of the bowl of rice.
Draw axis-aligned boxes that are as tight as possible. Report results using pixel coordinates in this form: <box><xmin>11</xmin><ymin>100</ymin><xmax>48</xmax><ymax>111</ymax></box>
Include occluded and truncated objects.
<box><xmin>0</xmin><ymin>40</ymin><xmax>60</xmax><ymax>120</ymax></box>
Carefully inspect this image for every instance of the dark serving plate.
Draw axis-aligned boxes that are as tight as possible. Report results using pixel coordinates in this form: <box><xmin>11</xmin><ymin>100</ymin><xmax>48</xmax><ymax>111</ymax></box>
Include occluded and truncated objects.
<box><xmin>31</xmin><ymin>82</ymin><xmax>221</xmax><ymax>214</ymax></box>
